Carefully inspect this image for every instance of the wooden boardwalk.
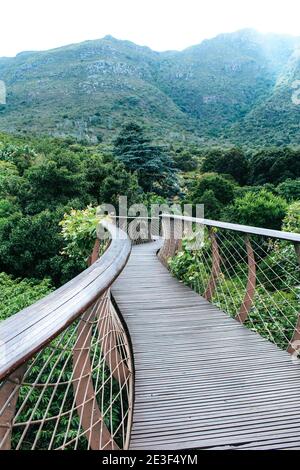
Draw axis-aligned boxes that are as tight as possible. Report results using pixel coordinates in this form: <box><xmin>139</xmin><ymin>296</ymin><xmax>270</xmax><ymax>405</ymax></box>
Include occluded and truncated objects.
<box><xmin>112</xmin><ymin>240</ymin><xmax>300</xmax><ymax>450</ymax></box>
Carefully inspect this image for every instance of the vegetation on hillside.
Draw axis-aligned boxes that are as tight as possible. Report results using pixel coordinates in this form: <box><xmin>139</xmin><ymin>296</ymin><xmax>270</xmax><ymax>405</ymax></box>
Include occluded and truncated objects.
<box><xmin>1</xmin><ymin>30</ymin><xmax>300</xmax><ymax>146</ymax></box>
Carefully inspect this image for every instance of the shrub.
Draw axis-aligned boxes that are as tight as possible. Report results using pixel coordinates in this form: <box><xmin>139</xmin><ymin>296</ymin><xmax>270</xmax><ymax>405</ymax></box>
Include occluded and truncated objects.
<box><xmin>223</xmin><ymin>189</ymin><xmax>287</xmax><ymax>230</ymax></box>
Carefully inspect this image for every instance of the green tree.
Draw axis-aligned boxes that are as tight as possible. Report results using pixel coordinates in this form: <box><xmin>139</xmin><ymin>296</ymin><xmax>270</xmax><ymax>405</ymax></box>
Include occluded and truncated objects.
<box><xmin>277</xmin><ymin>179</ymin><xmax>300</xmax><ymax>202</ymax></box>
<box><xmin>198</xmin><ymin>189</ymin><xmax>223</xmax><ymax>219</ymax></box>
<box><xmin>282</xmin><ymin>201</ymin><xmax>300</xmax><ymax>234</ymax></box>
<box><xmin>0</xmin><ymin>273</ymin><xmax>53</xmax><ymax>321</ymax></box>
<box><xmin>0</xmin><ymin>161</ymin><xmax>26</xmax><ymax>199</ymax></box>
<box><xmin>189</xmin><ymin>173</ymin><xmax>236</xmax><ymax>207</ymax></box>
<box><xmin>114</xmin><ymin>122</ymin><xmax>177</xmax><ymax>194</ymax></box>
<box><xmin>223</xmin><ymin>189</ymin><xmax>288</xmax><ymax>230</ymax></box>
<box><xmin>83</xmin><ymin>153</ymin><xmax>142</xmax><ymax>206</ymax></box>
<box><xmin>172</xmin><ymin>149</ymin><xmax>198</xmax><ymax>172</ymax></box>
<box><xmin>201</xmin><ymin>147</ymin><xmax>249</xmax><ymax>185</ymax></box>
<box><xmin>24</xmin><ymin>153</ymin><xmax>89</xmax><ymax>213</ymax></box>
<box><xmin>0</xmin><ymin>209</ymin><xmax>64</xmax><ymax>282</ymax></box>
<box><xmin>249</xmin><ymin>148</ymin><xmax>300</xmax><ymax>185</ymax></box>
<box><xmin>0</xmin><ymin>143</ymin><xmax>35</xmax><ymax>175</ymax></box>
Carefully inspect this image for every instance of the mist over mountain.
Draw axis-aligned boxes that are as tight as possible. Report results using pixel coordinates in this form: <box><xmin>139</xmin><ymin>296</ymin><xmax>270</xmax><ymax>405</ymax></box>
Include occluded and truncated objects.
<box><xmin>0</xmin><ymin>29</ymin><xmax>299</xmax><ymax>146</ymax></box>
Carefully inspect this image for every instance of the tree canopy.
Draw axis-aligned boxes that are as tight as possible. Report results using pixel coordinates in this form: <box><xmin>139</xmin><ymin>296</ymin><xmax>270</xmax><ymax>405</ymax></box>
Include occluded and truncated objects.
<box><xmin>114</xmin><ymin>122</ymin><xmax>178</xmax><ymax>195</ymax></box>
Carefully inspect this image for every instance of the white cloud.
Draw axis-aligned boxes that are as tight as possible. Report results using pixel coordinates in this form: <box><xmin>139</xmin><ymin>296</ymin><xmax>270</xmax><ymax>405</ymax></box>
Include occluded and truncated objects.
<box><xmin>0</xmin><ymin>0</ymin><xmax>300</xmax><ymax>57</ymax></box>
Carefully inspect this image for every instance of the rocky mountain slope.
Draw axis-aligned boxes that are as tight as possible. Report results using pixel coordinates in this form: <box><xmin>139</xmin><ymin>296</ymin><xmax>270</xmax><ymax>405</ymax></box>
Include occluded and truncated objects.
<box><xmin>0</xmin><ymin>29</ymin><xmax>299</xmax><ymax>146</ymax></box>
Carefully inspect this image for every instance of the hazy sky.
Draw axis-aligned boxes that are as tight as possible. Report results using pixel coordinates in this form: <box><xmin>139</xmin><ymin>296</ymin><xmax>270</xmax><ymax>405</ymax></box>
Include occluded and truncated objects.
<box><xmin>1</xmin><ymin>0</ymin><xmax>300</xmax><ymax>57</ymax></box>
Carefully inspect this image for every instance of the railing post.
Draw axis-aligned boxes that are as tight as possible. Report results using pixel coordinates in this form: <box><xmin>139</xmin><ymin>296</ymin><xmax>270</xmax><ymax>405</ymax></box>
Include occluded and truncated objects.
<box><xmin>287</xmin><ymin>243</ymin><xmax>300</xmax><ymax>355</ymax></box>
<box><xmin>174</xmin><ymin>217</ymin><xmax>183</xmax><ymax>254</ymax></box>
<box><xmin>204</xmin><ymin>229</ymin><xmax>221</xmax><ymax>302</ymax></box>
<box><xmin>88</xmin><ymin>239</ymin><xmax>100</xmax><ymax>266</ymax></box>
<box><xmin>295</xmin><ymin>243</ymin><xmax>300</xmax><ymax>265</ymax></box>
<box><xmin>158</xmin><ymin>216</ymin><xmax>183</xmax><ymax>266</ymax></box>
<box><xmin>0</xmin><ymin>364</ymin><xmax>26</xmax><ymax>450</ymax></box>
<box><xmin>158</xmin><ymin>217</ymin><xmax>171</xmax><ymax>266</ymax></box>
<box><xmin>236</xmin><ymin>235</ymin><xmax>256</xmax><ymax>324</ymax></box>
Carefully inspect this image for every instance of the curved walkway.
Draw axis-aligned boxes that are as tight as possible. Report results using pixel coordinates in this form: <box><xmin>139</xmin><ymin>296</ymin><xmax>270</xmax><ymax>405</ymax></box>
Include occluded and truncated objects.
<box><xmin>112</xmin><ymin>240</ymin><xmax>300</xmax><ymax>450</ymax></box>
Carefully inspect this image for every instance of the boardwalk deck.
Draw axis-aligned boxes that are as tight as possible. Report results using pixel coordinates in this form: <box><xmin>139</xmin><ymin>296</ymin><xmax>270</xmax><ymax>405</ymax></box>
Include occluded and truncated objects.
<box><xmin>112</xmin><ymin>240</ymin><xmax>300</xmax><ymax>450</ymax></box>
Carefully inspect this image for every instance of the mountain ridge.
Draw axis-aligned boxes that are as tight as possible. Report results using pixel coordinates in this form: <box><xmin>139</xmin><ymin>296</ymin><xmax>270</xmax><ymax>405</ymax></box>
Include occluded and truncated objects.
<box><xmin>0</xmin><ymin>29</ymin><xmax>300</xmax><ymax>146</ymax></box>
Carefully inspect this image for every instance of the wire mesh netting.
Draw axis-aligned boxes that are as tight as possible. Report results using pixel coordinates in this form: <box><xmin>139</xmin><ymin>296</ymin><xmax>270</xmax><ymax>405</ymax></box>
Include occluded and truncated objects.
<box><xmin>0</xmin><ymin>290</ymin><xmax>133</xmax><ymax>450</ymax></box>
<box><xmin>168</xmin><ymin>223</ymin><xmax>300</xmax><ymax>354</ymax></box>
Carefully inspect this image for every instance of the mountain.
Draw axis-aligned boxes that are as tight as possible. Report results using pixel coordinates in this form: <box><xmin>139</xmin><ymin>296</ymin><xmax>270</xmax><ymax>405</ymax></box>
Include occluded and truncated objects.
<box><xmin>0</xmin><ymin>29</ymin><xmax>300</xmax><ymax>146</ymax></box>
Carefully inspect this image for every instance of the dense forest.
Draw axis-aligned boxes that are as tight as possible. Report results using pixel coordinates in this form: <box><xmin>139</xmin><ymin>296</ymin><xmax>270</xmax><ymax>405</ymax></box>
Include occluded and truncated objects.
<box><xmin>0</xmin><ymin>122</ymin><xmax>299</xmax><ymax>323</ymax></box>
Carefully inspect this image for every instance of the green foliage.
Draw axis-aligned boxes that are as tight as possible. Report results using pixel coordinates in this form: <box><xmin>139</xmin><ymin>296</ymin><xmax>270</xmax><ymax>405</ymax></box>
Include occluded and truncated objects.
<box><xmin>11</xmin><ymin>332</ymin><xmax>124</xmax><ymax>449</ymax></box>
<box><xmin>0</xmin><ymin>143</ymin><xmax>35</xmax><ymax>174</ymax></box>
<box><xmin>189</xmin><ymin>172</ymin><xmax>236</xmax><ymax>207</ymax></box>
<box><xmin>201</xmin><ymin>147</ymin><xmax>249</xmax><ymax>185</ymax></box>
<box><xmin>0</xmin><ymin>198</ymin><xmax>20</xmax><ymax>218</ymax></box>
<box><xmin>172</xmin><ymin>149</ymin><xmax>198</xmax><ymax>172</ymax></box>
<box><xmin>0</xmin><ymin>209</ymin><xmax>64</xmax><ymax>282</ymax></box>
<box><xmin>258</xmin><ymin>242</ymin><xmax>300</xmax><ymax>291</ymax></box>
<box><xmin>223</xmin><ymin>189</ymin><xmax>288</xmax><ymax>230</ymax></box>
<box><xmin>0</xmin><ymin>161</ymin><xmax>25</xmax><ymax>199</ymax></box>
<box><xmin>245</xmin><ymin>290</ymin><xmax>299</xmax><ymax>350</ymax></box>
<box><xmin>59</xmin><ymin>206</ymin><xmax>101</xmax><ymax>263</ymax></box>
<box><xmin>142</xmin><ymin>193</ymin><xmax>169</xmax><ymax>207</ymax></box>
<box><xmin>0</xmin><ymin>273</ymin><xmax>53</xmax><ymax>321</ymax></box>
<box><xmin>114</xmin><ymin>122</ymin><xmax>178</xmax><ymax>195</ymax></box>
<box><xmin>24</xmin><ymin>152</ymin><xmax>89</xmax><ymax>214</ymax></box>
<box><xmin>282</xmin><ymin>201</ymin><xmax>300</xmax><ymax>234</ymax></box>
<box><xmin>277</xmin><ymin>179</ymin><xmax>300</xmax><ymax>202</ymax></box>
<box><xmin>249</xmin><ymin>148</ymin><xmax>300</xmax><ymax>185</ymax></box>
<box><xmin>0</xmin><ymin>133</ymin><xmax>145</xmax><ymax>286</ymax></box>
<box><xmin>170</xmin><ymin>237</ymin><xmax>299</xmax><ymax>352</ymax></box>
<box><xmin>197</xmin><ymin>189</ymin><xmax>223</xmax><ymax>219</ymax></box>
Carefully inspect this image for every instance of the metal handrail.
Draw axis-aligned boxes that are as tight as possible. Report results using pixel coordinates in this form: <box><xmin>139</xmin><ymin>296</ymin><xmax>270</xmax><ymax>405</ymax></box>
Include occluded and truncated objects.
<box><xmin>0</xmin><ymin>220</ymin><xmax>131</xmax><ymax>381</ymax></box>
<box><xmin>161</xmin><ymin>214</ymin><xmax>300</xmax><ymax>243</ymax></box>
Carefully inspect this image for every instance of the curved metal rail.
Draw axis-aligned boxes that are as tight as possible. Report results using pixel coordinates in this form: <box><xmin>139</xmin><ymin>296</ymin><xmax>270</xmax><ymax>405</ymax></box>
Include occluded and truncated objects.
<box><xmin>0</xmin><ymin>220</ymin><xmax>133</xmax><ymax>450</ymax></box>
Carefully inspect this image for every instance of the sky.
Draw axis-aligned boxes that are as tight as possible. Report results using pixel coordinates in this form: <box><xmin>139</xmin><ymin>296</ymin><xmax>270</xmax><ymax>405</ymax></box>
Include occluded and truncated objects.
<box><xmin>1</xmin><ymin>0</ymin><xmax>300</xmax><ymax>57</ymax></box>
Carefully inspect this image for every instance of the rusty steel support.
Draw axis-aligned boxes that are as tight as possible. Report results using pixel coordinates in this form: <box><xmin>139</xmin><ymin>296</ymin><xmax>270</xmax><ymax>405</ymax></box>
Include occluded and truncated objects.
<box><xmin>173</xmin><ymin>218</ymin><xmax>183</xmax><ymax>255</ymax></box>
<box><xmin>72</xmin><ymin>303</ymin><xmax>119</xmax><ymax>450</ymax></box>
<box><xmin>287</xmin><ymin>243</ymin><xmax>300</xmax><ymax>355</ymax></box>
<box><xmin>158</xmin><ymin>218</ymin><xmax>171</xmax><ymax>266</ymax></box>
<box><xmin>88</xmin><ymin>239</ymin><xmax>100</xmax><ymax>267</ymax></box>
<box><xmin>0</xmin><ymin>364</ymin><xmax>26</xmax><ymax>450</ymax></box>
<box><xmin>295</xmin><ymin>243</ymin><xmax>300</xmax><ymax>265</ymax></box>
<box><xmin>204</xmin><ymin>229</ymin><xmax>221</xmax><ymax>301</ymax></box>
<box><xmin>236</xmin><ymin>235</ymin><xmax>256</xmax><ymax>324</ymax></box>
<box><xmin>97</xmin><ymin>294</ymin><xmax>130</xmax><ymax>385</ymax></box>
<box><xmin>158</xmin><ymin>218</ymin><xmax>182</xmax><ymax>267</ymax></box>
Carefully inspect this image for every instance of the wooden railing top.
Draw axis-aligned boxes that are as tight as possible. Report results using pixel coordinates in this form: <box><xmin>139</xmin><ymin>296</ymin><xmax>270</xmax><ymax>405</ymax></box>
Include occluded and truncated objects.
<box><xmin>161</xmin><ymin>214</ymin><xmax>300</xmax><ymax>243</ymax></box>
<box><xmin>0</xmin><ymin>220</ymin><xmax>131</xmax><ymax>381</ymax></box>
